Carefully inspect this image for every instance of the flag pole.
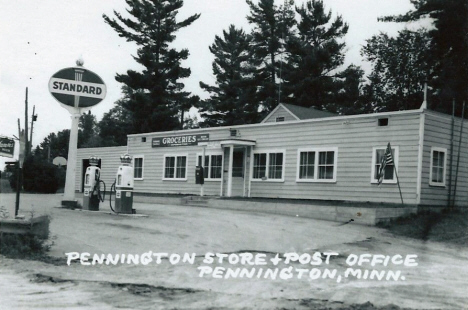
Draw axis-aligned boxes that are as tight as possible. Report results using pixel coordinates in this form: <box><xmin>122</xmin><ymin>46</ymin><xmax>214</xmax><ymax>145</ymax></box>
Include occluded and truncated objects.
<box><xmin>390</xmin><ymin>146</ymin><xmax>404</xmax><ymax>204</ymax></box>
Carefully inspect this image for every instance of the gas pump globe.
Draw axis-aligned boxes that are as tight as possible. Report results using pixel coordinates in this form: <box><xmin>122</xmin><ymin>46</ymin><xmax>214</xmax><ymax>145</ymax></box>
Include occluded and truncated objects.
<box><xmin>114</xmin><ymin>153</ymin><xmax>134</xmax><ymax>214</ymax></box>
<box><xmin>83</xmin><ymin>156</ymin><xmax>103</xmax><ymax>211</ymax></box>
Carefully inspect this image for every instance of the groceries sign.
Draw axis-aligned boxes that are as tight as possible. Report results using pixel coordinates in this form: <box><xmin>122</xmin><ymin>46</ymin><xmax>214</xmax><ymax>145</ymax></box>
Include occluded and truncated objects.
<box><xmin>152</xmin><ymin>134</ymin><xmax>209</xmax><ymax>147</ymax></box>
<box><xmin>48</xmin><ymin>66</ymin><xmax>106</xmax><ymax>108</ymax></box>
<box><xmin>0</xmin><ymin>137</ymin><xmax>15</xmax><ymax>158</ymax></box>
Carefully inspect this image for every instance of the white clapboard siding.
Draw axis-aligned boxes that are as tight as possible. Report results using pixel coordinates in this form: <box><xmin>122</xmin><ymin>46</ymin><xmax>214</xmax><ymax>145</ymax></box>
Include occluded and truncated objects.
<box><xmin>420</xmin><ymin>111</ymin><xmax>468</xmax><ymax>206</ymax></box>
<box><xmin>75</xmin><ymin>110</ymin><xmax>423</xmax><ymax>204</ymax></box>
<box><xmin>241</xmin><ymin>113</ymin><xmax>421</xmax><ymax>204</ymax></box>
<box><xmin>75</xmin><ymin>146</ymin><xmax>127</xmax><ymax>192</ymax></box>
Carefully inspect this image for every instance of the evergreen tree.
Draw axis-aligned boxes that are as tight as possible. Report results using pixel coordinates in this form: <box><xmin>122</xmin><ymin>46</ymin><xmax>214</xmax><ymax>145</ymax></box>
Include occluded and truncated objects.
<box><xmin>332</xmin><ymin>64</ymin><xmax>371</xmax><ymax>115</ymax></box>
<box><xmin>199</xmin><ymin>25</ymin><xmax>259</xmax><ymax>126</ymax></box>
<box><xmin>97</xmin><ymin>87</ymin><xmax>134</xmax><ymax>146</ymax></box>
<box><xmin>380</xmin><ymin>0</ymin><xmax>468</xmax><ymax>114</ymax></box>
<box><xmin>361</xmin><ymin>29</ymin><xmax>433</xmax><ymax>112</ymax></box>
<box><xmin>246</xmin><ymin>0</ymin><xmax>296</xmax><ymax>113</ymax></box>
<box><xmin>282</xmin><ymin>0</ymin><xmax>348</xmax><ymax>110</ymax></box>
<box><xmin>103</xmin><ymin>0</ymin><xmax>200</xmax><ymax>133</ymax></box>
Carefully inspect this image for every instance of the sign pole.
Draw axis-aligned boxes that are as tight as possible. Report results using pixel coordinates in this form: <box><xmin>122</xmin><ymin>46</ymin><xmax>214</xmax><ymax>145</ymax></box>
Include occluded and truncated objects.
<box><xmin>62</xmin><ymin>112</ymin><xmax>80</xmax><ymax>204</ymax></box>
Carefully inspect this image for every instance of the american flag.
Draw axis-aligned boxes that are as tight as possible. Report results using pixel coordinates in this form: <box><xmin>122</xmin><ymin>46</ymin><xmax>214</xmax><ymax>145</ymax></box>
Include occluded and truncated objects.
<box><xmin>378</xmin><ymin>143</ymin><xmax>394</xmax><ymax>185</ymax></box>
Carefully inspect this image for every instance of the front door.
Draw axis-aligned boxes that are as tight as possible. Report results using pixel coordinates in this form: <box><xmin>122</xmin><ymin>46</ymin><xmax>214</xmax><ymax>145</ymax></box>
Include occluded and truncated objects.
<box><xmin>231</xmin><ymin>149</ymin><xmax>244</xmax><ymax>196</ymax></box>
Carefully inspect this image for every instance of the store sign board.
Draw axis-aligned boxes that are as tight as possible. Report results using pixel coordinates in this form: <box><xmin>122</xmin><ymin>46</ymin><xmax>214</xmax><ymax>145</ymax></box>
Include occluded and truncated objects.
<box><xmin>0</xmin><ymin>137</ymin><xmax>15</xmax><ymax>158</ymax></box>
<box><xmin>152</xmin><ymin>134</ymin><xmax>209</xmax><ymax>147</ymax></box>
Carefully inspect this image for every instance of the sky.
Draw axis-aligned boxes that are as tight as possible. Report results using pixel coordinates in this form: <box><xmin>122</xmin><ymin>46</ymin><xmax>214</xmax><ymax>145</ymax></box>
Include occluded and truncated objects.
<box><xmin>0</xmin><ymin>0</ymin><xmax>420</xmax><ymax>169</ymax></box>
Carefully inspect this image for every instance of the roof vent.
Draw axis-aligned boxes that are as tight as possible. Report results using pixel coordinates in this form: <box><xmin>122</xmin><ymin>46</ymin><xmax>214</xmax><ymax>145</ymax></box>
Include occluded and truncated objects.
<box><xmin>378</xmin><ymin>118</ymin><xmax>389</xmax><ymax>126</ymax></box>
<box><xmin>276</xmin><ymin>116</ymin><xmax>285</xmax><ymax>122</ymax></box>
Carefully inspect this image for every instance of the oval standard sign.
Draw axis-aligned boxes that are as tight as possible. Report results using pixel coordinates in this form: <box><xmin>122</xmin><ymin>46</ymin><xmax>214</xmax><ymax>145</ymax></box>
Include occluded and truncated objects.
<box><xmin>48</xmin><ymin>66</ymin><xmax>106</xmax><ymax>108</ymax></box>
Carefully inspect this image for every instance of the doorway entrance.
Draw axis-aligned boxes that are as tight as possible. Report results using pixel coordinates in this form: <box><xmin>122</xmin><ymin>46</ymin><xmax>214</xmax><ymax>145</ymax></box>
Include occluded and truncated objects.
<box><xmin>231</xmin><ymin>149</ymin><xmax>245</xmax><ymax>196</ymax></box>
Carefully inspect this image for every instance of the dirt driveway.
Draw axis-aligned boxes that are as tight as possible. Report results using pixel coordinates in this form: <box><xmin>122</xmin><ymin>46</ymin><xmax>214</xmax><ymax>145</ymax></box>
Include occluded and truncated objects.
<box><xmin>1</xmin><ymin>193</ymin><xmax>467</xmax><ymax>309</ymax></box>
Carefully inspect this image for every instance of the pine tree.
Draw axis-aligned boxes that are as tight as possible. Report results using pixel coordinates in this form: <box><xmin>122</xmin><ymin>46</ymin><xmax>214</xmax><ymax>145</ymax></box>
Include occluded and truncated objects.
<box><xmin>103</xmin><ymin>0</ymin><xmax>200</xmax><ymax>133</ymax></box>
<box><xmin>98</xmin><ymin>87</ymin><xmax>134</xmax><ymax>147</ymax></box>
<box><xmin>332</xmin><ymin>65</ymin><xmax>370</xmax><ymax>115</ymax></box>
<box><xmin>282</xmin><ymin>0</ymin><xmax>348</xmax><ymax>110</ymax></box>
<box><xmin>199</xmin><ymin>25</ymin><xmax>259</xmax><ymax>126</ymax></box>
<box><xmin>246</xmin><ymin>0</ymin><xmax>296</xmax><ymax>113</ymax></box>
<box><xmin>380</xmin><ymin>0</ymin><xmax>468</xmax><ymax>114</ymax></box>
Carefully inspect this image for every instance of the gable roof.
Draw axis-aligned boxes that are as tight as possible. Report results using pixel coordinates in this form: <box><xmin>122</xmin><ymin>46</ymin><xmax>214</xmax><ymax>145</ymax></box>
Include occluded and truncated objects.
<box><xmin>261</xmin><ymin>103</ymin><xmax>336</xmax><ymax>123</ymax></box>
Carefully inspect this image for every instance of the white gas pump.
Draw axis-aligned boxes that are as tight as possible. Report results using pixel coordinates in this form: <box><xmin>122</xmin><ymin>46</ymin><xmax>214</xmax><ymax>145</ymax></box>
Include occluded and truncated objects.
<box><xmin>110</xmin><ymin>154</ymin><xmax>134</xmax><ymax>214</ymax></box>
<box><xmin>83</xmin><ymin>156</ymin><xmax>105</xmax><ymax>211</ymax></box>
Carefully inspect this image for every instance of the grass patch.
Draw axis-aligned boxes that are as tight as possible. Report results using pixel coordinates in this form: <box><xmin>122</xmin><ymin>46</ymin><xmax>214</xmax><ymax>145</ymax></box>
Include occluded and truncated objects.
<box><xmin>378</xmin><ymin>208</ymin><xmax>468</xmax><ymax>245</ymax></box>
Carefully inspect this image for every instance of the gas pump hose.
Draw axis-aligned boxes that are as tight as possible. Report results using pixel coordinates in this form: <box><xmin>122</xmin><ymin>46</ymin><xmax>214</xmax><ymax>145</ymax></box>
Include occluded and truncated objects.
<box><xmin>91</xmin><ymin>180</ymin><xmax>106</xmax><ymax>203</ymax></box>
<box><xmin>98</xmin><ymin>180</ymin><xmax>106</xmax><ymax>202</ymax></box>
<box><xmin>109</xmin><ymin>180</ymin><xmax>117</xmax><ymax>213</ymax></box>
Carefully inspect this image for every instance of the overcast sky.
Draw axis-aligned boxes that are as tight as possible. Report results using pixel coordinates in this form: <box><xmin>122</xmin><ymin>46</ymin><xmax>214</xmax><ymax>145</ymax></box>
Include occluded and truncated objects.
<box><xmin>0</xmin><ymin>0</ymin><xmax>419</xmax><ymax>169</ymax></box>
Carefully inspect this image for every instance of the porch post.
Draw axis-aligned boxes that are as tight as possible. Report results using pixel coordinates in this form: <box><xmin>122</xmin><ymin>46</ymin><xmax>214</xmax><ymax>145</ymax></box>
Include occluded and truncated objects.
<box><xmin>201</xmin><ymin>146</ymin><xmax>205</xmax><ymax>197</ymax></box>
<box><xmin>227</xmin><ymin>145</ymin><xmax>234</xmax><ymax>197</ymax></box>
<box><xmin>243</xmin><ymin>146</ymin><xmax>247</xmax><ymax>197</ymax></box>
<box><xmin>248</xmin><ymin>146</ymin><xmax>253</xmax><ymax>197</ymax></box>
<box><xmin>220</xmin><ymin>147</ymin><xmax>224</xmax><ymax>196</ymax></box>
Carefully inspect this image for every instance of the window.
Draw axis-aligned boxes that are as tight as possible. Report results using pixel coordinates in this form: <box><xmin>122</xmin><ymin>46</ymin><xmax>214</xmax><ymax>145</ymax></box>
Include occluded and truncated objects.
<box><xmin>197</xmin><ymin>153</ymin><xmax>223</xmax><ymax>180</ymax></box>
<box><xmin>371</xmin><ymin>146</ymin><xmax>399</xmax><ymax>184</ymax></box>
<box><xmin>296</xmin><ymin>148</ymin><xmax>338</xmax><ymax>182</ymax></box>
<box><xmin>141</xmin><ymin>137</ymin><xmax>146</xmax><ymax>142</ymax></box>
<box><xmin>430</xmin><ymin>147</ymin><xmax>447</xmax><ymax>186</ymax></box>
<box><xmin>276</xmin><ymin>116</ymin><xmax>285</xmax><ymax>122</ymax></box>
<box><xmin>163</xmin><ymin>155</ymin><xmax>187</xmax><ymax>180</ymax></box>
<box><xmin>252</xmin><ymin>150</ymin><xmax>285</xmax><ymax>181</ymax></box>
<box><xmin>133</xmin><ymin>156</ymin><xmax>144</xmax><ymax>180</ymax></box>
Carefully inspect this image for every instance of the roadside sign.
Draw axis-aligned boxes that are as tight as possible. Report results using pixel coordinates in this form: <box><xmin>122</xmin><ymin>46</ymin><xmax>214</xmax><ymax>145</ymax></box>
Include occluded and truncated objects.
<box><xmin>48</xmin><ymin>67</ymin><xmax>106</xmax><ymax>108</ymax></box>
<box><xmin>0</xmin><ymin>137</ymin><xmax>15</xmax><ymax>158</ymax></box>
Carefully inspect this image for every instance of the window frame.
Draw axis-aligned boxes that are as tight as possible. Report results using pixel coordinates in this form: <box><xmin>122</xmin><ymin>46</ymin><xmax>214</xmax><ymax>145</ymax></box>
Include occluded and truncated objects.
<box><xmin>370</xmin><ymin>146</ymin><xmax>399</xmax><ymax>184</ymax></box>
<box><xmin>197</xmin><ymin>151</ymin><xmax>223</xmax><ymax>181</ymax></box>
<box><xmin>296</xmin><ymin>147</ymin><xmax>338</xmax><ymax>183</ymax></box>
<box><xmin>429</xmin><ymin>147</ymin><xmax>447</xmax><ymax>187</ymax></box>
<box><xmin>162</xmin><ymin>153</ymin><xmax>188</xmax><ymax>181</ymax></box>
<box><xmin>132</xmin><ymin>155</ymin><xmax>144</xmax><ymax>181</ymax></box>
<box><xmin>251</xmin><ymin>149</ymin><xmax>286</xmax><ymax>182</ymax></box>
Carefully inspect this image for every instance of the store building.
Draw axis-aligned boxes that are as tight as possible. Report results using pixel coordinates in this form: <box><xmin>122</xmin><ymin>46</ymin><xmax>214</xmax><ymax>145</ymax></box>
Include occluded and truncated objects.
<box><xmin>76</xmin><ymin>104</ymin><xmax>468</xmax><ymax>207</ymax></box>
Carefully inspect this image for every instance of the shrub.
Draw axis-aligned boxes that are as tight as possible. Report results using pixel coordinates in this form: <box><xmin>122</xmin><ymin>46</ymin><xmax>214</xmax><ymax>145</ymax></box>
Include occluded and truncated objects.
<box><xmin>0</xmin><ymin>233</ymin><xmax>52</xmax><ymax>259</ymax></box>
<box><xmin>9</xmin><ymin>156</ymin><xmax>60</xmax><ymax>193</ymax></box>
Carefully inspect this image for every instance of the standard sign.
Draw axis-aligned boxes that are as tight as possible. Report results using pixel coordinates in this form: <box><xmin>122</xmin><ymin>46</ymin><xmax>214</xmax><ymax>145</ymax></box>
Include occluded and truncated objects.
<box><xmin>152</xmin><ymin>134</ymin><xmax>209</xmax><ymax>147</ymax></box>
<box><xmin>0</xmin><ymin>137</ymin><xmax>15</xmax><ymax>158</ymax></box>
<box><xmin>48</xmin><ymin>67</ymin><xmax>106</xmax><ymax>108</ymax></box>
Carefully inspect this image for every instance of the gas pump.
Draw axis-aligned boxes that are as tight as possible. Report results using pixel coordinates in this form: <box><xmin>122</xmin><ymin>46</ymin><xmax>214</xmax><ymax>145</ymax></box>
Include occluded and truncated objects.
<box><xmin>110</xmin><ymin>154</ymin><xmax>134</xmax><ymax>214</ymax></box>
<box><xmin>83</xmin><ymin>156</ymin><xmax>105</xmax><ymax>211</ymax></box>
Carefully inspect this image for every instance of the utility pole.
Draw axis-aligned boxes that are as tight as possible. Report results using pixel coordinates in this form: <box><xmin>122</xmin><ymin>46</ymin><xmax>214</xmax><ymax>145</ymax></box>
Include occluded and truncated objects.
<box><xmin>29</xmin><ymin>105</ymin><xmax>36</xmax><ymax>154</ymax></box>
<box><xmin>24</xmin><ymin>87</ymin><xmax>29</xmax><ymax>158</ymax></box>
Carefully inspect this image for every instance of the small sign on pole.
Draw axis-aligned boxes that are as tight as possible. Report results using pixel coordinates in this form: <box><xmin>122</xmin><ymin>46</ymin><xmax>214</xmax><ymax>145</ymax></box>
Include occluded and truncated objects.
<box><xmin>0</xmin><ymin>137</ymin><xmax>15</xmax><ymax>158</ymax></box>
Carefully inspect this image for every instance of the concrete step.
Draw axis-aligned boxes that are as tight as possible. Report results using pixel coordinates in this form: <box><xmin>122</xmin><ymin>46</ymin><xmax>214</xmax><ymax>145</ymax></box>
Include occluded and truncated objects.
<box><xmin>182</xmin><ymin>196</ymin><xmax>216</xmax><ymax>206</ymax></box>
